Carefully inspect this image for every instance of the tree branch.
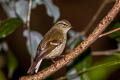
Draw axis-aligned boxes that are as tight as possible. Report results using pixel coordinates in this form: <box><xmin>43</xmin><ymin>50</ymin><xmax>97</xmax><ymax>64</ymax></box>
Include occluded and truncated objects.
<box><xmin>99</xmin><ymin>27</ymin><xmax>120</xmax><ymax>38</ymax></box>
<box><xmin>26</xmin><ymin>0</ymin><xmax>32</xmax><ymax>28</ymax></box>
<box><xmin>20</xmin><ymin>0</ymin><xmax>120</xmax><ymax>80</ymax></box>
<box><xmin>26</xmin><ymin>0</ymin><xmax>33</xmax><ymax>55</ymax></box>
<box><xmin>91</xmin><ymin>49</ymin><xmax>120</xmax><ymax>56</ymax></box>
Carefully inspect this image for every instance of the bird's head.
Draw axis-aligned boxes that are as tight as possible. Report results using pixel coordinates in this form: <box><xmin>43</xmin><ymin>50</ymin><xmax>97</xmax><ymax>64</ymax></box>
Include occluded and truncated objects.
<box><xmin>53</xmin><ymin>19</ymin><xmax>72</xmax><ymax>33</ymax></box>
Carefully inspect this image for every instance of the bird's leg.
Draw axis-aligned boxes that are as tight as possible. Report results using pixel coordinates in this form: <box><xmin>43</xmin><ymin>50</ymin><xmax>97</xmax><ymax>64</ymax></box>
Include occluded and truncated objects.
<box><xmin>56</xmin><ymin>55</ymin><xmax>67</xmax><ymax>62</ymax></box>
<box><xmin>51</xmin><ymin>59</ymin><xmax>58</xmax><ymax>69</ymax></box>
<box><xmin>51</xmin><ymin>58</ymin><xmax>56</xmax><ymax>64</ymax></box>
<box><xmin>60</xmin><ymin>55</ymin><xmax>67</xmax><ymax>62</ymax></box>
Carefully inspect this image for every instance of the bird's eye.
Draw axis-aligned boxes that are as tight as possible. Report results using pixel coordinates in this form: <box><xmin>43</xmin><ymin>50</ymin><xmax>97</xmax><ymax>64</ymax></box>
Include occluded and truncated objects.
<box><xmin>62</xmin><ymin>23</ymin><xmax>67</xmax><ymax>26</ymax></box>
<box><xmin>59</xmin><ymin>23</ymin><xmax>68</xmax><ymax>28</ymax></box>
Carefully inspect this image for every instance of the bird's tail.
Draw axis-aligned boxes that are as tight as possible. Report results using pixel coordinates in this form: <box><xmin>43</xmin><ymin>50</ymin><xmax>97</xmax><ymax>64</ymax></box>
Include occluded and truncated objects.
<box><xmin>27</xmin><ymin>59</ymin><xmax>43</xmax><ymax>74</ymax></box>
<box><xmin>35</xmin><ymin>59</ymin><xmax>43</xmax><ymax>73</ymax></box>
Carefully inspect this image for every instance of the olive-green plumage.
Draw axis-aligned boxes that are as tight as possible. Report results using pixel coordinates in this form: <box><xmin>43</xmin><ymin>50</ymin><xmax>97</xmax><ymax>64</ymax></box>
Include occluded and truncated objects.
<box><xmin>27</xmin><ymin>20</ymin><xmax>72</xmax><ymax>73</ymax></box>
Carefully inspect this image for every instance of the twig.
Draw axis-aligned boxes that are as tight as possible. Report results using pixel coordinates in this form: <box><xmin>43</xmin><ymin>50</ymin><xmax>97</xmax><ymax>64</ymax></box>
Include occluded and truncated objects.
<box><xmin>99</xmin><ymin>27</ymin><xmax>120</xmax><ymax>38</ymax></box>
<box><xmin>27</xmin><ymin>0</ymin><xmax>32</xmax><ymax>28</ymax></box>
<box><xmin>20</xmin><ymin>0</ymin><xmax>120</xmax><ymax>80</ymax></box>
<box><xmin>83</xmin><ymin>0</ymin><xmax>110</xmax><ymax>35</ymax></box>
<box><xmin>91</xmin><ymin>49</ymin><xmax>120</xmax><ymax>56</ymax></box>
<box><xmin>66</xmin><ymin>48</ymin><xmax>120</xmax><ymax>56</ymax></box>
<box><xmin>26</xmin><ymin>0</ymin><xmax>33</xmax><ymax>56</ymax></box>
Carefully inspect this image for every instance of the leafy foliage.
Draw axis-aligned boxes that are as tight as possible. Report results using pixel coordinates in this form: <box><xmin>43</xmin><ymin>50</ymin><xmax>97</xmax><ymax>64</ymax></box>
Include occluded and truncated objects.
<box><xmin>1</xmin><ymin>0</ymin><xmax>60</xmax><ymax>23</ymax></box>
<box><xmin>7</xmin><ymin>51</ymin><xmax>18</xmax><ymax>78</ymax></box>
<box><xmin>75</xmin><ymin>55</ymin><xmax>92</xmax><ymax>80</ymax></box>
<box><xmin>0</xmin><ymin>18</ymin><xmax>22</xmax><ymax>39</ymax></box>
<box><xmin>0</xmin><ymin>70</ymin><xmax>6</xmax><ymax>80</ymax></box>
<box><xmin>23</xmin><ymin>30</ymin><xmax>43</xmax><ymax>57</ymax></box>
<box><xmin>80</xmin><ymin>53</ymin><xmax>120</xmax><ymax>80</ymax></box>
<box><xmin>44</xmin><ymin>0</ymin><xmax>60</xmax><ymax>23</ymax></box>
<box><xmin>64</xmin><ymin>51</ymin><xmax>120</xmax><ymax>80</ymax></box>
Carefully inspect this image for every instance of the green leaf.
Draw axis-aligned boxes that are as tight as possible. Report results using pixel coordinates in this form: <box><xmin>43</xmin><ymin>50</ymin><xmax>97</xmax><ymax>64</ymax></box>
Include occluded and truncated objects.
<box><xmin>7</xmin><ymin>51</ymin><xmax>18</xmax><ymax>78</ymax></box>
<box><xmin>0</xmin><ymin>70</ymin><xmax>6</xmax><ymax>80</ymax></box>
<box><xmin>58</xmin><ymin>57</ymin><xmax>120</xmax><ymax>80</ymax></box>
<box><xmin>0</xmin><ymin>18</ymin><xmax>22</xmax><ymax>39</ymax></box>
<box><xmin>74</xmin><ymin>42</ymin><xmax>92</xmax><ymax>80</ymax></box>
<box><xmin>78</xmin><ymin>53</ymin><xmax>120</xmax><ymax>80</ymax></box>
<box><xmin>75</xmin><ymin>55</ymin><xmax>92</xmax><ymax>80</ymax></box>
<box><xmin>107</xmin><ymin>22</ymin><xmax>120</xmax><ymax>42</ymax></box>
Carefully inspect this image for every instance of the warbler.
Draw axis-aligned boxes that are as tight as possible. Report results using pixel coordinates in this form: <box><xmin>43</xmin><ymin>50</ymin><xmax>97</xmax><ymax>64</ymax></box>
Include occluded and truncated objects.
<box><xmin>27</xmin><ymin>20</ymin><xmax>72</xmax><ymax>73</ymax></box>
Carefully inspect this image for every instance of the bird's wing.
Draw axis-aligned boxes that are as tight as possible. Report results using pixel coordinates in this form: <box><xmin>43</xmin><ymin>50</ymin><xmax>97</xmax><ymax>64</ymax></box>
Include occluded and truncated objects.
<box><xmin>27</xmin><ymin>40</ymin><xmax>62</xmax><ymax>74</ymax></box>
<box><xmin>34</xmin><ymin>40</ymin><xmax>62</xmax><ymax>62</ymax></box>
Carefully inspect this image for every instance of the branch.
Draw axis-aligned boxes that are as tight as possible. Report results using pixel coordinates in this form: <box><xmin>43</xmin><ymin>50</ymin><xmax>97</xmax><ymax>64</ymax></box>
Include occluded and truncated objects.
<box><xmin>66</xmin><ymin>48</ymin><xmax>120</xmax><ymax>56</ymax></box>
<box><xmin>20</xmin><ymin>0</ymin><xmax>120</xmax><ymax>80</ymax></box>
<box><xmin>83</xmin><ymin>0</ymin><xmax>110</xmax><ymax>35</ymax></box>
<box><xmin>99</xmin><ymin>27</ymin><xmax>120</xmax><ymax>38</ymax></box>
<box><xmin>91</xmin><ymin>49</ymin><xmax>120</xmax><ymax>56</ymax></box>
<box><xmin>26</xmin><ymin>0</ymin><xmax>33</xmax><ymax>54</ymax></box>
<box><xmin>26</xmin><ymin>0</ymin><xmax>32</xmax><ymax>28</ymax></box>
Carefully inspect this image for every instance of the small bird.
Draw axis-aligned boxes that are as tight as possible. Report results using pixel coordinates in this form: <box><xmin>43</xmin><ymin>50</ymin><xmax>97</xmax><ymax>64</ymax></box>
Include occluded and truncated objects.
<box><xmin>27</xmin><ymin>20</ymin><xmax>72</xmax><ymax>73</ymax></box>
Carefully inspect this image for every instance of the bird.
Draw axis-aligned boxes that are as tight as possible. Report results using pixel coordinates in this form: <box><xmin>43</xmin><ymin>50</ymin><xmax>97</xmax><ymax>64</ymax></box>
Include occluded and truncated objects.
<box><xmin>27</xmin><ymin>19</ymin><xmax>72</xmax><ymax>73</ymax></box>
